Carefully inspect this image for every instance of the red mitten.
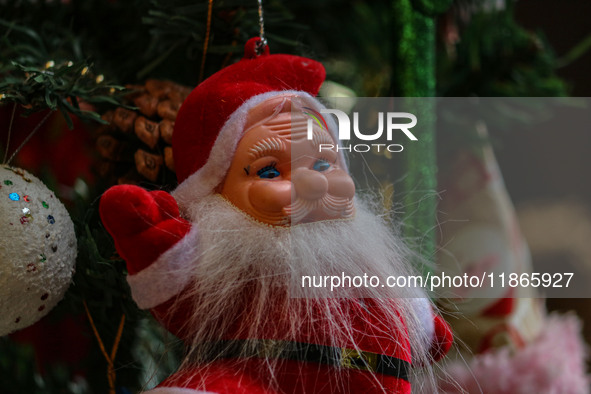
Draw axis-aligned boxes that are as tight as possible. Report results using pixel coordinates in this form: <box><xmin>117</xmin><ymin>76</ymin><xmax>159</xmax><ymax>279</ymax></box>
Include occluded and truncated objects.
<box><xmin>431</xmin><ymin>314</ymin><xmax>453</xmax><ymax>361</ymax></box>
<box><xmin>100</xmin><ymin>185</ymin><xmax>191</xmax><ymax>274</ymax></box>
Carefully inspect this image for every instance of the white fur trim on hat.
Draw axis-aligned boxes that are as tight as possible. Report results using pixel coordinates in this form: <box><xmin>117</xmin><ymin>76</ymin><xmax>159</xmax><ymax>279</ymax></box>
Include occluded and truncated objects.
<box><xmin>127</xmin><ymin>225</ymin><xmax>199</xmax><ymax>309</ymax></box>
<box><xmin>172</xmin><ymin>90</ymin><xmax>343</xmax><ymax>211</ymax></box>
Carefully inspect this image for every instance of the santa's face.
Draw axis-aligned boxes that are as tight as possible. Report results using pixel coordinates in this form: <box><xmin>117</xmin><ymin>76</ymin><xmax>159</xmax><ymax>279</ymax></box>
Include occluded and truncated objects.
<box><xmin>221</xmin><ymin>95</ymin><xmax>355</xmax><ymax>225</ymax></box>
<box><xmin>183</xmin><ymin>97</ymin><xmax>432</xmax><ymax>369</ymax></box>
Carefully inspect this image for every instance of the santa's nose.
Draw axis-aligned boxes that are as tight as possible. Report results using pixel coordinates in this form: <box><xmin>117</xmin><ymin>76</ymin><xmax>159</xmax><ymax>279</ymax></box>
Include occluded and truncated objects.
<box><xmin>292</xmin><ymin>168</ymin><xmax>328</xmax><ymax>200</ymax></box>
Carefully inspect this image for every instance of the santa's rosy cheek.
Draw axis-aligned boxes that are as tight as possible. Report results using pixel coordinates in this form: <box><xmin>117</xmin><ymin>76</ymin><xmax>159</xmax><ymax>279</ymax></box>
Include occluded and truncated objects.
<box><xmin>327</xmin><ymin>170</ymin><xmax>356</xmax><ymax>199</ymax></box>
<box><xmin>249</xmin><ymin>181</ymin><xmax>292</xmax><ymax>213</ymax></box>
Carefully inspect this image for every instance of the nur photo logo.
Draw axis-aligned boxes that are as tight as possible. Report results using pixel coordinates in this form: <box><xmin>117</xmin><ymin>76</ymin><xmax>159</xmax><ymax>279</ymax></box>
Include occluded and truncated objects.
<box><xmin>303</xmin><ymin>106</ymin><xmax>418</xmax><ymax>153</ymax></box>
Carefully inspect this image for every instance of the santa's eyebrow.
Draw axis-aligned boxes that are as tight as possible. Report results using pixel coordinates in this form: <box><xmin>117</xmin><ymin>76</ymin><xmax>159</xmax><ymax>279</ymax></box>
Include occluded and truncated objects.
<box><xmin>264</xmin><ymin>116</ymin><xmax>309</xmax><ymax>141</ymax></box>
<box><xmin>248</xmin><ymin>137</ymin><xmax>286</xmax><ymax>160</ymax></box>
<box><xmin>310</xmin><ymin>129</ymin><xmax>336</xmax><ymax>150</ymax></box>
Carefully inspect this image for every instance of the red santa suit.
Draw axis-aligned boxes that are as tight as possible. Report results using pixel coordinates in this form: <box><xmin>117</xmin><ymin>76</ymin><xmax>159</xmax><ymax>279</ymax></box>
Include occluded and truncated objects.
<box><xmin>100</xmin><ymin>38</ymin><xmax>452</xmax><ymax>394</ymax></box>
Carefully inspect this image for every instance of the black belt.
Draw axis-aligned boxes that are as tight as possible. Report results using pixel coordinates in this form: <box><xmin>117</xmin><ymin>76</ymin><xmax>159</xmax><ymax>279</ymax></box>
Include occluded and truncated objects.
<box><xmin>204</xmin><ymin>340</ymin><xmax>411</xmax><ymax>382</ymax></box>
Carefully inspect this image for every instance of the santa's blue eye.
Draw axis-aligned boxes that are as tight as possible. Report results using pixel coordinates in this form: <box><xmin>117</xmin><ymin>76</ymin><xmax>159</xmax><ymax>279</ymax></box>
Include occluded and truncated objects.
<box><xmin>257</xmin><ymin>164</ymin><xmax>280</xmax><ymax>179</ymax></box>
<box><xmin>313</xmin><ymin>159</ymin><xmax>330</xmax><ymax>172</ymax></box>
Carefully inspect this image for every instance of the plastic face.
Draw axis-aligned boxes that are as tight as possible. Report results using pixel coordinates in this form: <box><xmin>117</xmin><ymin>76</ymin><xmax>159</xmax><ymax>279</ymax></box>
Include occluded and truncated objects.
<box><xmin>220</xmin><ymin>95</ymin><xmax>355</xmax><ymax>226</ymax></box>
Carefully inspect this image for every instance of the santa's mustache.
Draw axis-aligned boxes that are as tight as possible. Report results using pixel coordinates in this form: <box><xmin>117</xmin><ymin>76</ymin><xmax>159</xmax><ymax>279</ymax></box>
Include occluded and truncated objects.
<box><xmin>283</xmin><ymin>194</ymin><xmax>355</xmax><ymax>224</ymax></box>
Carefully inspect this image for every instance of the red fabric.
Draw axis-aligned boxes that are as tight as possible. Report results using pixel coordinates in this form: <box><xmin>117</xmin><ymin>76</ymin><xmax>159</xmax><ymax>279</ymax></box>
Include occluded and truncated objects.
<box><xmin>431</xmin><ymin>314</ymin><xmax>454</xmax><ymax>361</ymax></box>
<box><xmin>10</xmin><ymin>314</ymin><xmax>91</xmax><ymax>377</ymax></box>
<box><xmin>481</xmin><ymin>295</ymin><xmax>515</xmax><ymax>318</ymax></box>
<box><xmin>99</xmin><ymin>185</ymin><xmax>191</xmax><ymax>274</ymax></box>
<box><xmin>172</xmin><ymin>37</ymin><xmax>326</xmax><ymax>183</ymax></box>
<box><xmin>157</xmin><ymin>298</ymin><xmax>413</xmax><ymax>393</ymax></box>
<box><xmin>151</xmin><ymin>288</ymin><xmax>451</xmax><ymax>393</ymax></box>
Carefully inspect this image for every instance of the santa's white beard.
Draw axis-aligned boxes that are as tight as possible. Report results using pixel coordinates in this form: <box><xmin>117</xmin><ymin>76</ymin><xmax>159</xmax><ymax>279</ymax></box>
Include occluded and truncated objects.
<box><xmin>173</xmin><ymin>194</ymin><xmax>436</xmax><ymax>389</ymax></box>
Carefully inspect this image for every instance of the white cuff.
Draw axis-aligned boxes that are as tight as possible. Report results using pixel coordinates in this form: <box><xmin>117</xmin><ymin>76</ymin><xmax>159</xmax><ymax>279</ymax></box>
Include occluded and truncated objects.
<box><xmin>411</xmin><ymin>297</ymin><xmax>435</xmax><ymax>347</ymax></box>
<box><xmin>127</xmin><ymin>225</ymin><xmax>199</xmax><ymax>309</ymax></box>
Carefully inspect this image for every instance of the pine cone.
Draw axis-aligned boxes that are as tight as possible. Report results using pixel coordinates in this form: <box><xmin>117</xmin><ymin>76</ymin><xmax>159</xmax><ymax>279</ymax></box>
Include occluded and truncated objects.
<box><xmin>95</xmin><ymin>79</ymin><xmax>192</xmax><ymax>188</ymax></box>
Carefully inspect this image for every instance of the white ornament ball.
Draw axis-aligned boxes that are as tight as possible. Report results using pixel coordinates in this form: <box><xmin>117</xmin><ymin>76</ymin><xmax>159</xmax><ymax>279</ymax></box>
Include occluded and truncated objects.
<box><xmin>0</xmin><ymin>166</ymin><xmax>77</xmax><ymax>336</ymax></box>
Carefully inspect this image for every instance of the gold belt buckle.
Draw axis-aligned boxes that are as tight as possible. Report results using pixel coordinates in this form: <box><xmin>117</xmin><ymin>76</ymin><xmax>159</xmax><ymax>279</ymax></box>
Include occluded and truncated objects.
<box><xmin>340</xmin><ymin>348</ymin><xmax>378</xmax><ymax>372</ymax></box>
<box><xmin>256</xmin><ymin>339</ymin><xmax>284</xmax><ymax>358</ymax></box>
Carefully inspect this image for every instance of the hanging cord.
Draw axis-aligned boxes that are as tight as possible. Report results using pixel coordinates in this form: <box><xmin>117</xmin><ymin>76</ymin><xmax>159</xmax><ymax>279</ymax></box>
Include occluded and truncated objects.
<box><xmin>256</xmin><ymin>0</ymin><xmax>267</xmax><ymax>55</ymax></box>
<box><xmin>83</xmin><ymin>300</ymin><xmax>126</xmax><ymax>394</ymax></box>
<box><xmin>5</xmin><ymin>110</ymin><xmax>53</xmax><ymax>166</ymax></box>
<box><xmin>199</xmin><ymin>0</ymin><xmax>214</xmax><ymax>82</ymax></box>
<box><xmin>2</xmin><ymin>103</ymin><xmax>17</xmax><ymax>165</ymax></box>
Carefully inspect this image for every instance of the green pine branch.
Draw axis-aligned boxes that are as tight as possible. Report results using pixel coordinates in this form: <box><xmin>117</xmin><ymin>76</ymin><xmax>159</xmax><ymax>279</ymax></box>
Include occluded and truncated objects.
<box><xmin>0</xmin><ymin>19</ymin><xmax>126</xmax><ymax>128</ymax></box>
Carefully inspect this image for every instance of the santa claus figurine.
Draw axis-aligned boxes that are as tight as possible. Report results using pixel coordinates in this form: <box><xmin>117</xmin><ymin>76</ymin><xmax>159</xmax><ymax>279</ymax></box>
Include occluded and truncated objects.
<box><xmin>100</xmin><ymin>38</ymin><xmax>452</xmax><ymax>394</ymax></box>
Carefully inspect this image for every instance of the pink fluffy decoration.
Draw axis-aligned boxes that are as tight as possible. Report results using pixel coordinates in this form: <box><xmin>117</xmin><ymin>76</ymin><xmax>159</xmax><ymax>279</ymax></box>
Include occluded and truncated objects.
<box><xmin>439</xmin><ymin>314</ymin><xmax>589</xmax><ymax>394</ymax></box>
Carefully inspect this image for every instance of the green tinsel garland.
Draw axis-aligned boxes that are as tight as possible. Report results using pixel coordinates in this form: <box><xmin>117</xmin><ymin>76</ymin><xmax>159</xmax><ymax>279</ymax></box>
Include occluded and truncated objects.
<box><xmin>390</xmin><ymin>0</ymin><xmax>451</xmax><ymax>273</ymax></box>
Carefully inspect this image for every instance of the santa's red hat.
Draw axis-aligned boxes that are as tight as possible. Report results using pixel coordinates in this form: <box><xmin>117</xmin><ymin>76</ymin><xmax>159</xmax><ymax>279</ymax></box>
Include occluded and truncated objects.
<box><xmin>172</xmin><ymin>37</ymin><xmax>326</xmax><ymax>207</ymax></box>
